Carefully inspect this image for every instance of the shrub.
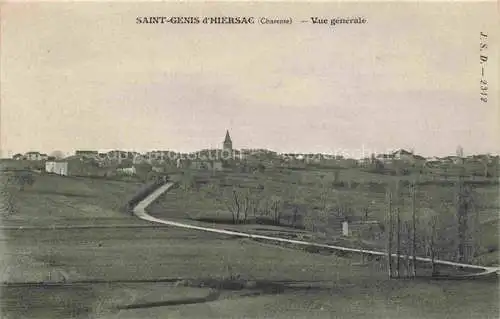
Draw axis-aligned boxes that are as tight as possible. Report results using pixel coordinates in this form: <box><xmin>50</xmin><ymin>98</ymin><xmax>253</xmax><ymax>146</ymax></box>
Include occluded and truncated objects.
<box><xmin>486</xmin><ymin>244</ymin><xmax>498</xmax><ymax>253</ymax></box>
<box><xmin>305</xmin><ymin>245</ymin><xmax>321</xmax><ymax>253</ymax></box>
<box><xmin>16</xmin><ymin>171</ymin><xmax>35</xmax><ymax>191</ymax></box>
<box><xmin>126</xmin><ymin>180</ymin><xmax>166</xmax><ymax>212</ymax></box>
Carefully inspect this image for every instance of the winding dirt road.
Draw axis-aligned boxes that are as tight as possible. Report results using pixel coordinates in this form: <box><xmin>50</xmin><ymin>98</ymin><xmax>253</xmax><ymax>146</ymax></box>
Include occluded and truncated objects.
<box><xmin>133</xmin><ymin>182</ymin><xmax>499</xmax><ymax>277</ymax></box>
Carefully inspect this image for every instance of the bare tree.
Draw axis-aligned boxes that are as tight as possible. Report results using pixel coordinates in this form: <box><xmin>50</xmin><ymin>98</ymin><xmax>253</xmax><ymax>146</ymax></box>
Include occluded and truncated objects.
<box><xmin>470</xmin><ymin>196</ymin><xmax>480</xmax><ymax>262</ymax></box>
<box><xmin>356</xmin><ymin>232</ymin><xmax>366</xmax><ymax>264</ymax></box>
<box><xmin>363</xmin><ymin>206</ymin><xmax>369</xmax><ymax>221</ymax></box>
<box><xmin>264</xmin><ymin>198</ymin><xmax>274</xmax><ymax>218</ymax></box>
<box><xmin>17</xmin><ymin>171</ymin><xmax>35</xmax><ymax>191</ymax></box>
<box><xmin>303</xmin><ymin>210</ymin><xmax>317</xmax><ymax>232</ymax></box>
<box><xmin>456</xmin><ymin>184</ymin><xmax>478</xmax><ymax>262</ymax></box>
<box><xmin>420</xmin><ymin>206</ymin><xmax>440</xmax><ymax>277</ymax></box>
<box><xmin>456</xmin><ymin>176</ymin><xmax>472</xmax><ymax>263</ymax></box>
<box><xmin>315</xmin><ymin>178</ymin><xmax>337</xmax><ymax>232</ymax></box>
<box><xmin>319</xmin><ymin>183</ymin><xmax>332</xmax><ymax>214</ymax></box>
<box><xmin>386</xmin><ymin>188</ymin><xmax>393</xmax><ymax>279</ymax></box>
<box><xmin>250</xmin><ymin>194</ymin><xmax>259</xmax><ymax>219</ymax></box>
<box><xmin>482</xmin><ymin>154</ymin><xmax>490</xmax><ymax>178</ymax></box>
<box><xmin>225</xmin><ymin>188</ymin><xmax>241</xmax><ymax>224</ymax></box>
<box><xmin>205</xmin><ymin>184</ymin><xmax>250</xmax><ymax>224</ymax></box>
<box><xmin>404</xmin><ymin>221</ymin><xmax>411</xmax><ymax>278</ymax></box>
<box><xmin>229</xmin><ymin>189</ymin><xmax>241</xmax><ymax>224</ymax></box>
<box><xmin>392</xmin><ymin>181</ymin><xmax>402</xmax><ymax>278</ymax></box>
<box><xmin>289</xmin><ymin>203</ymin><xmax>302</xmax><ymax>227</ymax></box>
<box><xmin>270</xmin><ymin>195</ymin><xmax>283</xmax><ymax>225</ymax></box>
<box><xmin>395</xmin><ymin>206</ymin><xmax>401</xmax><ymax>278</ymax></box>
<box><xmin>240</xmin><ymin>189</ymin><xmax>252</xmax><ymax>224</ymax></box>
<box><xmin>284</xmin><ymin>182</ymin><xmax>301</xmax><ymax>227</ymax></box>
<box><xmin>428</xmin><ymin>215</ymin><xmax>439</xmax><ymax>276</ymax></box>
<box><xmin>333</xmin><ymin>170</ymin><xmax>340</xmax><ymax>185</ymax></box>
<box><xmin>410</xmin><ymin>181</ymin><xmax>417</xmax><ymax>278</ymax></box>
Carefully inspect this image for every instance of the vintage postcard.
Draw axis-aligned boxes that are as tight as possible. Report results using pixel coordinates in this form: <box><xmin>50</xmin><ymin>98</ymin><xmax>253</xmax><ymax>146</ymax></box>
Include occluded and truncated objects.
<box><xmin>0</xmin><ymin>1</ymin><xmax>499</xmax><ymax>318</ymax></box>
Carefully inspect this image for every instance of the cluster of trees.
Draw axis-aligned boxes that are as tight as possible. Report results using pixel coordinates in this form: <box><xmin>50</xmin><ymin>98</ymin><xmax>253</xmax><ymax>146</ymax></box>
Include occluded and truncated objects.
<box><xmin>204</xmin><ymin>183</ymin><xmax>286</xmax><ymax>225</ymax></box>
<box><xmin>238</xmin><ymin>162</ymin><xmax>266</xmax><ymax>174</ymax></box>
<box><xmin>201</xmin><ymin>171</ymin><xmax>361</xmax><ymax>230</ymax></box>
<box><xmin>229</xmin><ymin>187</ymin><xmax>284</xmax><ymax>225</ymax></box>
<box><xmin>146</xmin><ymin>171</ymin><xmax>170</xmax><ymax>184</ymax></box>
<box><xmin>385</xmin><ymin>181</ymin><xmax>418</xmax><ymax>278</ymax></box>
<box><xmin>0</xmin><ymin>171</ymin><xmax>35</xmax><ymax>217</ymax></box>
<box><xmin>455</xmin><ymin>177</ymin><xmax>477</xmax><ymax>263</ymax></box>
<box><xmin>4</xmin><ymin>171</ymin><xmax>36</xmax><ymax>191</ymax></box>
<box><xmin>195</xmin><ymin>170</ymin><xmax>360</xmax><ymax>230</ymax></box>
<box><xmin>385</xmin><ymin>175</ymin><xmax>478</xmax><ymax>278</ymax></box>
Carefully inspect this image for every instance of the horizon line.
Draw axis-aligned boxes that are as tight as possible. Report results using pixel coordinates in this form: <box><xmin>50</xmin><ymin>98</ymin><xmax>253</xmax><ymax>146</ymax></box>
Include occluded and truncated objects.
<box><xmin>2</xmin><ymin>147</ymin><xmax>499</xmax><ymax>160</ymax></box>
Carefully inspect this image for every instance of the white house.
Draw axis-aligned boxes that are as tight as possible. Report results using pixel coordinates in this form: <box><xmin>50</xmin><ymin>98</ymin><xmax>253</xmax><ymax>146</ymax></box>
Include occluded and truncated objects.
<box><xmin>116</xmin><ymin>166</ymin><xmax>137</xmax><ymax>175</ymax></box>
<box><xmin>25</xmin><ymin>152</ymin><xmax>48</xmax><ymax>161</ymax></box>
<box><xmin>45</xmin><ymin>161</ymin><xmax>68</xmax><ymax>176</ymax></box>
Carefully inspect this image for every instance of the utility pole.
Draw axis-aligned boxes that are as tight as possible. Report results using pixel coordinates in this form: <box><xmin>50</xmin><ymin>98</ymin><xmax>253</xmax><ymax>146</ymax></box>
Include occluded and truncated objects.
<box><xmin>386</xmin><ymin>189</ymin><xmax>393</xmax><ymax>279</ymax></box>
<box><xmin>394</xmin><ymin>181</ymin><xmax>401</xmax><ymax>278</ymax></box>
<box><xmin>411</xmin><ymin>182</ymin><xmax>417</xmax><ymax>278</ymax></box>
<box><xmin>396</xmin><ymin>206</ymin><xmax>401</xmax><ymax>278</ymax></box>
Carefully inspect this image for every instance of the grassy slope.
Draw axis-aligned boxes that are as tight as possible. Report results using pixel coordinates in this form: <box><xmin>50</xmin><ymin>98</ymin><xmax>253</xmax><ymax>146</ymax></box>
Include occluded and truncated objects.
<box><xmin>1</xmin><ymin>173</ymin><xmax>148</xmax><ymax>226</ymax></box>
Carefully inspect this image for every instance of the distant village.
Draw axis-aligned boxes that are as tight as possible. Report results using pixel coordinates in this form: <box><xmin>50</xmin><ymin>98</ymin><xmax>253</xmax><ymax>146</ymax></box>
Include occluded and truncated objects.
<box><xmin>7</xmin><ymin>130</ymin><xmax>499</xmax><ymax>179</ymax></box>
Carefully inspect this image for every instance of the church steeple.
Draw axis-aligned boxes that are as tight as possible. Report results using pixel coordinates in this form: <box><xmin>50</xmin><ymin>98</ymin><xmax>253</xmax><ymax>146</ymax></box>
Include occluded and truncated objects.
<box><xmin>223</xmin><ymin>130</ymin><xmax>232</xmax><ymax>151</ymax></box>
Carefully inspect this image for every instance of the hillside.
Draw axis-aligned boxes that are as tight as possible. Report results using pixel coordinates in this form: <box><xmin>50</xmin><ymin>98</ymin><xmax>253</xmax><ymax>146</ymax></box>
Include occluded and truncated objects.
<box><xmin>149</xmin><ymin>167</ymin><xmax>499</xmax><ymax>267</ymax></box>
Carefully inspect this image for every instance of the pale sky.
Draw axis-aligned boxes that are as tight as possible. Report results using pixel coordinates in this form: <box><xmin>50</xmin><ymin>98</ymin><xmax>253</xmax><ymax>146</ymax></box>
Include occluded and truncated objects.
<box><xmin>1</xmin><ymin>1</ymin><xmax>499</xmax><ymax>158</ymax></box>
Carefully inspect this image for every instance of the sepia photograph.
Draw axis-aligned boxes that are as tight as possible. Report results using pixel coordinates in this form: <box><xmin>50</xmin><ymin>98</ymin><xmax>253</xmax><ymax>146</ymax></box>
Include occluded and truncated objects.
<box><xmin>0</xmin><ymin>1</ymin><xmax>499</xmax><ymax>318</ymax></box>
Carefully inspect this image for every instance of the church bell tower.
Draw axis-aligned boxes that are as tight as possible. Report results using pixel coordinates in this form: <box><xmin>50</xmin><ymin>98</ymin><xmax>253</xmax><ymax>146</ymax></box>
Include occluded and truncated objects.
<box><xmin>223</xmin><ymin>130</ymin><xmax>233</xmax><ymax>152</ymax></box>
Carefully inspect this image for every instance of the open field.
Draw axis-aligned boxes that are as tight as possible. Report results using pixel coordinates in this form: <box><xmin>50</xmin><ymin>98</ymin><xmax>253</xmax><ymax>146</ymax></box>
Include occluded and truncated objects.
<box><xmin>1</xmin><ymin>169</ymin><xmax>499</xmax><ymax>318</ymax></box>
<box><xmin>2</xmin><ymin>226</ymin><xmax>499</xmax><ymax>319</ymax></box>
